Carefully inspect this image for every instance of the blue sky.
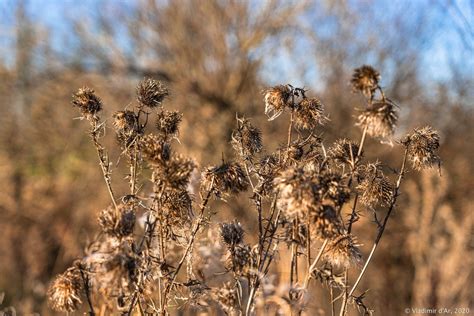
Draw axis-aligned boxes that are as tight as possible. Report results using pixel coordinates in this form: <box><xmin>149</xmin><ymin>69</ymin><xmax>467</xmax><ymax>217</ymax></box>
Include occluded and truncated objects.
<box><xmin>1</xmin><ymin>0</ymin><xmax>472</xmax><ymax>87</ymax></box>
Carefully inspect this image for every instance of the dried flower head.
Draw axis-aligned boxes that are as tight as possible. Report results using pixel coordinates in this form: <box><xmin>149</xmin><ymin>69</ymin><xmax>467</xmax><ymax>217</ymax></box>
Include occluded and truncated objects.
<box><xmin>311</xmin><ymin>205</ymin><xmax>344</xmax><ymax>239</ymax></box>
<box><xmin>47</xmin><ymin>267</ymin><xmax>83</xmax><ymax>312</ymax></box>
<box><xmin>351</xmin><ymin>65</ymin><xmax>380</xmax><ymax>97</ymax></box>
<box><xmin>141</xmin><ymin>134</ymin><xmax>171</xmax><ymax>165</ymax></box>
<box><xmin>274</xmin><ymin>167</ymin><xmax>316</xmax><ymax>220</ymax></box>
<box><xmin>137</xmin><ymin>78</ymin><xmax>169</xmax><ymax>108</ymax></box>
<box><xmin>231</xmin><ymin>117</ymin><xmax>263</xmax><ymax>157</ymax></box>
<box><xmin>158</xmin><ymin>155</ymin><xmax>197</xmax><ymax>189</ymax></box>
<box><xmin>275</xmin><ymin>167</ymin><xmax>350</xmax><ymax>221</ymax></box>
<box><xmin>357</xmin><ymin>163</ymin><xmax>393</xmax><ymax>207</ymax></box>
<box><xmin>226</xmin><ymin>243</ymin><xmax>252</xmax><ymax>274</ymax></box>
<box><xmin>263</xmin><ymin>85</ymin><xmax>291</xmax><ymax>120</ymax></box>
<box><xmin>282</xmin><ymin>221</ymin><xmax>308</xmax><ymax>247</ymax></box>
<box><xmin>318</xmin><ymin>173</ymin><xmax>351</xmax><ymax>206</ymax></box>
<box><xmin>98</xmin><ymin>205</ymin><xmax>136</xmax><ymax>237</ymax></box>
<box><xmin>202</xmin><ymin>162</ymin><xmax>249</xmax><ymax>196</ymax></box>
<box><xmin>403</xmin><ymin>126</ymin><xmax>441</xmax><ymax>170</ymax></box>
<box><xmin>328</xmin><ymin>139</ymin><xmax>361</xmax><ymax>165</ymax></box>
<box><xmin>220</xmin><ymin>221</ymin><xmax>245</xmax><ymax>246</ymax></box>
<box><xmin>72</xmin><ymin>87</ymin><xmax>102</xmax><ymax>118</ymax></box>
<box><xmin>156</xmin><ymin>110</ymin><xmax>183</xmax><ymax>136</ymax></box>
<box><xmin>162</xmin><ymin>190</ymin><xmax>193</xmax><ymax>225</ymax></box>
<box><xmin>356</xmin><ymin>99</ymin><xmax>398</xmax><ymax>138</ymax></box>
<box><xmin>287</xmin><ymin>143</ymin><xmax>305</xmax><ymax>161</ymax></box>
<box><xmin>113</xmin><ymin>110</ymin><xmax>138</xmax><ymax>132</ymax></box>
<box><xmin>294</xmin><ymin>98</ymin><xmax>328</xmax><ymax>130</ymax></box>
<box><xmin>323</xmin><ymin>234</ymin><xmax>362</xmax><ymax>268</ymax></box>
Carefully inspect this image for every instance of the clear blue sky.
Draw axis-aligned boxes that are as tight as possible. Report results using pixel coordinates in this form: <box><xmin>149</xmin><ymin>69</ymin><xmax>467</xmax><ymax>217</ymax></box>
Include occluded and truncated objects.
<box><xmin>1</xmin><ymin>0</ymin><xmax>472</xmax><ymax>87</ymax></box>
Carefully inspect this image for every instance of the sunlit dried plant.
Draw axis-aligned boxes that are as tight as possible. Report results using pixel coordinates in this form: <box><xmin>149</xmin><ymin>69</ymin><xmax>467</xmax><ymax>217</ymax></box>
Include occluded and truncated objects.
<box><xmin>49</xmin><ymin>66</ymin><xmax>440</xmax><ymax>315</ymax></box>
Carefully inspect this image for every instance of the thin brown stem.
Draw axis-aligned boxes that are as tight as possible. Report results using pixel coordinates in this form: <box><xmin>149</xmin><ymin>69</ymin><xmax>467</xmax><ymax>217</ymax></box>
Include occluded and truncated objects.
<box><xmin>339</xmin><ymin>147</ymin><xmax>409</xmax><ymax>316</ymax></box>
<box><xmin>90</xmin><ymin>120</ymin><xmax>118</xmax><ymax>211</ymax></box>
<box><xmin>303</xmin><ymin>238</ymin><xmax>328</xmax><ymax>289</ymax></box>
<box><xmin>161</xmin><ymin>183</ymin><xmax>214</xmax><ymax>312</ymax></box>
<box><xmin>79</xmin><ymin>266</ymin><xmax>95</xmax><ymax>316</ymax></box>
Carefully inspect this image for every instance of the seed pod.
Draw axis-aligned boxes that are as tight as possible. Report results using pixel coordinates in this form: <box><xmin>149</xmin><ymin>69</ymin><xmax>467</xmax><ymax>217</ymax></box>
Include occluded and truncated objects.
<box><xmin>263</xmin><ymin>85</ymin><xmax>291</xmax><ymax>120</ymax></box>
<box><xmin>72</xmin><ymin>87</ymin><xmax>102</xmax><ymax>119</ymax></box>
<box><xmin>356</xmin><ymin>99</ymin><xmax>398</xmax><ymax>138</ymax></box>
<box><xmin>137</xmin><ymin>78</ymin><xmax>169</xmax><ymax>108</ymax></box>
<box><xmin>351</xmin><ymin>65</ymin><xmax>380</xmax><ymax>97</ymax></box>
<box><xmin>403</xmin><ymin>126</ymin><xmax>441</xmax><ymax>170</ymax></box>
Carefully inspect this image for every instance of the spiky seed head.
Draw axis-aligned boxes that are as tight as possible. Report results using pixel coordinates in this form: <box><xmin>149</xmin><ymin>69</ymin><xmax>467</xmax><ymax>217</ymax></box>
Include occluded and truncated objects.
<box><xmin>263</xmin><ymin>85</ymin><xmax>291</xmax><ymax>120</ymax></box>
<box><xmin>158</xmin><ymin>155</ymin><xmax>196</xmax><ymax>189</ymax></box>
<box><xmin>311</xmin><ymin>205</ymin><xmax>344</xmax><ymax>239</ymax></box>
<box><xmin>357</xmin><ymin>163</ymin><xmax>393</xmax><ymax>207</ymax></box>
<box><xmin>227</xmin><ymin>244</ymin><xmax>252</xmax><ymax>274</ymax></box>
<box><xmin>156</xmin><ymin>110</ymin><xmax>183</xmax><ymax>136</ymax></box>
<box><xmin>274</xmin><ymin>167</ymin><xmax>315</xmax><ymax>220</ymax></box>
<box><xmin>202</xmin><ymin>162</ymin><xmax>249</xmax><ymax>196</ymax></box>
<box><xmin>113</xmin><ymin>111</ymin><xmax>137</xmax><ymax>131</ymax></box>
<box><xmin>220</xmin><ymin>221</ymin><xmax>245</xmax><ymax>246</ymax></box>
<box><xmin>141</xmin><ymin>134</ymin><xmax>171</xmax><ymax>166</ymax></box>
<box><xmin>231</xmin><ymin>118</ymin><xmax>263</xmax><ymax>157</ymax></box>
<box><xmin>47</xmin><ymin>267</ymin><xmax>83</xmax><ymax>312</ymax></box>
<box><xmin>98</xmin><ymin>205</ymin><xmax>136</xmax><ymax>237</ymax></box>
<box><xmin>356</xmin><ymin>99</ymin><xmax>398</xmax><ymax>138</ymax></box>
<box><xmin>294</xmin><ymin>98</ymin><xmax>328</xmax><ymax>130</ymax></box>
<box><xmin>323</xmin><ymin>234</ymin><xmax>362</xmax><ymax>268</ymax></box>
<box><xmin>328</xmin><ymin>139</ymin><xmax>361</xmax><ymax>165</ymax></box>
<box><xmin>71</xmin><ymin>87</ymin><xmax>102</xmax><ymax>118</ymax></box>
<box><xmin>162</xmin><ymin>190</ymin><xmax>193</xmax><ymax>225</ymax></box>
<box><xmin>403</xmin><ymin>126</ymin><xmax>441</xmax><ymax>170</ymax></box>
<box><xmin>287</xmin><ymin>144</ymin><xmax>304</xmax><ymax>161</ymax></box>
<box><xmin>136</xmin><ymin>78</ymin><xmax>169</xmax><ymax>108</ymax></box>
<box><xmin>351</xmin><ymin>65</ymin><xmax>380</xmax><ymax>97</ymax></box>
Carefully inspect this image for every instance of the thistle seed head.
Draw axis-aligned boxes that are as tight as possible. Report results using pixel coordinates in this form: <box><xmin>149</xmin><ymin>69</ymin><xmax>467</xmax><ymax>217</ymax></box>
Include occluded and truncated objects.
<box><xmin>311</xmin><ymin>205</ymin><xmax>344</xmax><ymax>239</ymax></box>
<box><xmin>403</xmin><ymin>126</ymin><xmax>441</xmax><ymax>170</ymax></box>
<box><xmin>227</xmin><ymin>243</ymin><xmax>252</xmax><ymax>274</ymax></box>
<box><xmin>141</xmin><ymin>134</ymin><xmax>171</xmax><ymax>166</ymax></box>
<box><xmin>351</xmin><ymin>65</ymin><xmax>380</xmax><ymax>97</ymax></box>
<box><xmin>263</xmin><ymin>85</ymin><xmax>291</xmax><ymax>120</ymax></box>
<box><xmin>156</xmin><ymin>110</ymin><xmax>183</xmax><ymax>136</ymax></box>
<box><xmin>220</xmin><ymin>221</ymin><xmax>245</xmax><ymax>246</ymax></box>
<box><xmin>113</xmin><ymin>111</ymin><xmax>137</xmax><ymax>131</ymax></box>
<box><xmin>323</xmin><ymin>234</ymin><xmax>362</xmax><ymax>268</ymax></box>
<box><xmin>202</xmin><ymin>162</ymin><xmax>249</xmax><ymax>196</ymax></box>
<box><xmin>158</xmin><ymin>155</ymin><xmax>197</xmax><ymax>189</ymax></box>
<box><xmin>98</xmin><ymin>205</ymin><xmax>136</xmax><ymax>237</ymax></box>
<box><xmin>72</xmin><ymin>87</ymin><xmax>102</xmax><ymax>118</ymax></box>
<box><xmin>294</xmin><ymin>98</ymin><xmax>328</xmax><ymax>130</ymax></box>
<box><xmin>231</xmin><ymin>117</ymin><xmax>263</xmax><ymax>157</ymax></box>
<box><xmin>357</xmin><ymin>163</ymin><xmax>393</xmax><ymax>207</ymax></box>
<box><xmin>47</xmin><ymin>267</ymin><xmax>83</xmax><ymax>312</ymax></box>
<box><xmin>274</xmin><ymin>166</ymin><xmax>316</xmax><ymax>220</ymax></box>
<box><xmin>137</xmin><ymin>78</ymin><xmax>169</xmax><ymax>108</ymax></box>
<box><xmin>162</xmin><ymin>190</ymin><xmax>193</xmax><ymax>225</ymax></box>
<box><xmin>328</xmin><ymin>139</ymin><xmax>361</xmax><ymax>165</ymax></box>
<box><xmin>356</xmin><ymin>99</ymin><xmax>398</xmax><ymax>138</ymax></box>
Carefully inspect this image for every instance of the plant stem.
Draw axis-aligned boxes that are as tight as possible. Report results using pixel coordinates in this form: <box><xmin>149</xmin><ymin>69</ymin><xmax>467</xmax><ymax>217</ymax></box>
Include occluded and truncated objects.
<box><xmin>90</xmin><ymin>120</ymin><xmax>118</xmax><ymax>212</ymax></box>
<box><xmin>339</xmin><ymin>147</ymin><xmax>409</xmax><ymax>315</ymax></box>
<box><xmin>79</xmin><ymin>266</ymin><xmax>95</xmax><ymax>316</ymax></box>
<box><xmin>303</xmin><ymin>238</ymin><xmax>328</xmax><ymax>289</ymax></box>
<box><xmin>161</xmin><ymin>183</ymin><xmax>214</xmax><ymax>312</ymax></box>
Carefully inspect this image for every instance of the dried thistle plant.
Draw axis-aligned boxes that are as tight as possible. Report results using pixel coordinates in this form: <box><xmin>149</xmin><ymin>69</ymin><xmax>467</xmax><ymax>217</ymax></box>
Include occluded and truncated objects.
<box><xmin>49</xmin><ymin>65</ymin><xmax>440</xmax><ymax>316</ymax></box>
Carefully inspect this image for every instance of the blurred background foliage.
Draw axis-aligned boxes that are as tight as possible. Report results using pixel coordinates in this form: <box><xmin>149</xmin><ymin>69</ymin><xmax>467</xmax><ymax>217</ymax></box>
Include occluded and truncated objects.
<box><xmin>0</xmin><ymin>0</ymin><xmax>472</xmax><ymax>314</ymax></box>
